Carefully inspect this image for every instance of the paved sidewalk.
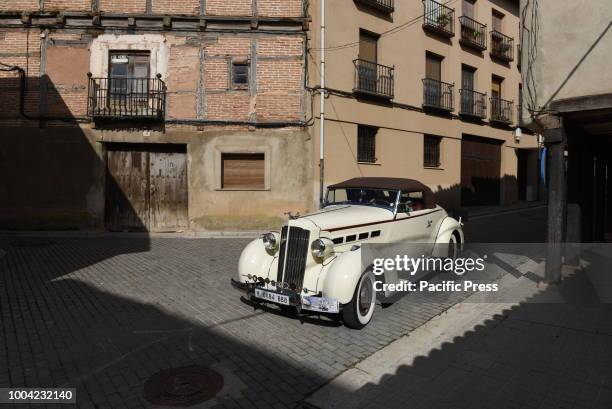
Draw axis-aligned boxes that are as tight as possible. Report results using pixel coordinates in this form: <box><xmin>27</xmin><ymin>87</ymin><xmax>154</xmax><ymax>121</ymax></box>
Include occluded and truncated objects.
<box><xmin>0</xmin><ymin>236</ymin><xmax>475</xmax><ymax>409</ymax></box>
<box><xmin>306</xmin><ymin>264</ymin><xmax>612</xmax><ymax>409</ymax></box>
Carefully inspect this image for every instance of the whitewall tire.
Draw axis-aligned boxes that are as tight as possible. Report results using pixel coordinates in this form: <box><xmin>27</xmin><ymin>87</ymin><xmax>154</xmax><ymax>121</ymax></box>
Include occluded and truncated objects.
<box><xmin>342</xmin><ymin>271</ymin><xmax>377</xmax><ymax>329</ymax></box>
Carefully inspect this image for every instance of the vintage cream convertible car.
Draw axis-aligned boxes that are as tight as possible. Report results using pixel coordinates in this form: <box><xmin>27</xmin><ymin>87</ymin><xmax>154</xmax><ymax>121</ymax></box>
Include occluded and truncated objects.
<box><xmin>231</xmin><ymin>177</ymin><xmax>464</xmax><ymax>328</ymax></box>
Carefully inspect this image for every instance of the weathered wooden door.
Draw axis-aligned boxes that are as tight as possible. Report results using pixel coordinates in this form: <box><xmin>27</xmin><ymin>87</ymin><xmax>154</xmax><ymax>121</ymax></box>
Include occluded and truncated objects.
<box><xmin>105</xmin><ymin>144</ymin><xmax>188</xmax><ymax>231</ymax></box>
<box><xmin>106</xmin><ymin>148</ymin><xmax>149</xmax><ymax>231</ymax></box>
<box><xmin>149</xmin><ymin>150</ymin><xmax>188</xmax><ymax>230</ymax></box>
<box><xmin>461</xmin><ymin>135</ymin><xmax>502</xmax><ymax>206</ymax></box>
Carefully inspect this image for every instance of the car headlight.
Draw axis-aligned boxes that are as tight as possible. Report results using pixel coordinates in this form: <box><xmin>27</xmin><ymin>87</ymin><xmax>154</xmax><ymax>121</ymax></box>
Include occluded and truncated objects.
<box><xmin>262</xmin><ymin>232</ymin><xmax>279</xmax><ymax>251</ymax></box>
<box><xmin>311</xmin><ymin>238</ymin><xmax>334</xmax><ymax>259</ymax></box>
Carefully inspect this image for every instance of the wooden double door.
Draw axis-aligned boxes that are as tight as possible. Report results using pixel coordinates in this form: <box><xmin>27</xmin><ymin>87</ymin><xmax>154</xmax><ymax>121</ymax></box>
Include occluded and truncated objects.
<box><xmin>105</xmin><ymin>143</ymin><xmax>188</xmax><ymax>231</ymax></box>
<box><xmin>461</xmin><ymin>135</ymin><xmax>502</xmax><ymax>206</ymax></box>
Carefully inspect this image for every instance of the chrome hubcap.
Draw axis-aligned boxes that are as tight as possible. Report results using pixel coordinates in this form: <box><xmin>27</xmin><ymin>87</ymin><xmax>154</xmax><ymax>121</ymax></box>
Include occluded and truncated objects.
<box><xmin>358</xmin><ymin>276</ymin><xmax>373</xmax><ymax>316</ymax></box>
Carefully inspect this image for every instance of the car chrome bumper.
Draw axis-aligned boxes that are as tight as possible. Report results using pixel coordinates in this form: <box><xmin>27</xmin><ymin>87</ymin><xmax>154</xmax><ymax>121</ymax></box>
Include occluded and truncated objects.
<box><xmin>230</xmin><ymin>278</ymin><xmax>339</xmax><ymax>313</ymax></box>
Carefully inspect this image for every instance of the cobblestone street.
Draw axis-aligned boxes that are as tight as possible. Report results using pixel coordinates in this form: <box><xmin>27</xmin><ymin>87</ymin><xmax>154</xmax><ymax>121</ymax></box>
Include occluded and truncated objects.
<box><xmin>0</xmin><ymin>235</ymin><xmax>471</xmax><ymax>409</ymax></box>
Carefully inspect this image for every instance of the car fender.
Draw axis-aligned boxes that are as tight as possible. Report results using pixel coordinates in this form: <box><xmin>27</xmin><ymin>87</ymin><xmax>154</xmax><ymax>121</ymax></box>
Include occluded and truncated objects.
<box><xmin>320</xmin><ymin>248</ymin><xmax>364</xmax><ymax>305</ymax></box>
<box><xmin>237</xmin><ymin>238</ymin><xmax>275</xmax><ymax>282</ymax></box>
<box><xmin>432</xmin><ymin>216</ymin><xmax>464</xmax><ymax>257</ymax></box>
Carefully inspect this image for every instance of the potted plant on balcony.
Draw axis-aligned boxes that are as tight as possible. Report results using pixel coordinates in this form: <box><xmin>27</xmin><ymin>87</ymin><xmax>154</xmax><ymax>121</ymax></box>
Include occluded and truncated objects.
<box><xmin>436</xmin><ymin>13</ymin><xmax>450</xmax><ymax>30</ymax></box>
<box><xmin>494</xmin><ymin>42</ymin><xmax>511</xmax><ymax>55</ymax></box>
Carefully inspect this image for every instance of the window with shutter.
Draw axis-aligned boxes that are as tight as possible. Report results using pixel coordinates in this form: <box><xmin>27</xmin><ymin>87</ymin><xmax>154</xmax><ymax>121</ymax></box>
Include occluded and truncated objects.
<box><xmin>221</xmin><ymin>153</ymin><xmax>265</xmax><ymax>189</ymax></box>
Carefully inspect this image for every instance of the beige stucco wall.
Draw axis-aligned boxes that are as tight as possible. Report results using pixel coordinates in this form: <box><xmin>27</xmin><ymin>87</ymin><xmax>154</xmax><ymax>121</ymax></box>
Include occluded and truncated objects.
<box><xmin>521</xmin><ymin>0</ymin><xmax>612</xmax><ymax>115</ymax></box>
<box><xmin>309</xmin><ymin>0</ymin><xmax>536</xmax><ymax>209</ymax></box>
<box><xmin>95</xmin><ymin>127</ymin><xmax>313</xmax><ymax>230</ymax></box>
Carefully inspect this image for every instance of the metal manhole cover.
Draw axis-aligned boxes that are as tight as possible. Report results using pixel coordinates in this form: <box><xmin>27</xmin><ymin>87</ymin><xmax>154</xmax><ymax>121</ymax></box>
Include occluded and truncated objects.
<box><xmin>143</xmin><ymin>366</ymin><xmax>224</xmax><ymax>407</ymax></box>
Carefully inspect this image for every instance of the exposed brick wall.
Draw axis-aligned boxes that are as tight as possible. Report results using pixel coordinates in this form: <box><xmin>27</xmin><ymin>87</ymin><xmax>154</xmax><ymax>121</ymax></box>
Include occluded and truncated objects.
<box><xmin>256</xmin><ymin>36</ymin><xmax>303</xmax><ymax>57</ymax></box>
<box><xmin>152</xmin><ymin>0</ymin><xmax>199</xmax><ymax>15</ymax></box>
<box><xmin>257</xmin><ymin>0</ymin><xmax>303</xmax><ymax>17</ymax></box>
<box><xmin>204</xmin><ymin>59</ymin><xmax>228</xmax><ymax>91</ymax></box>
<box><xmin>0</xmin><ymin>0</ymin><xmax>39</xmax><ymax>11</ymax></box>
<box><xmin>0</xmin><ymin>0</ymin><xmax>303</xmax><ymax>15</ymax></box>
<box><xmin>257</xmin><ymin>60</ymin><xmax>302</xmax><ymax>92</ymax></box>
<box><xmin>166</xmin><ymin>44</ymin><xmax>200</xmax><ymax>120</ymax></box>
<box><xmin>166</xmin><ymin>45</ymin><xmax>200</xmax><ymax>92</ymax></box>
<box><xmin>99</xmin><ymin>0</ymin><xmax>146</xmax><ymax>13</ymax></box>
<box><xmin>206</xmin><ymin>0</ymin><xmax>252</xmax><ymax>16</ymax></box>
<box><xmin>0</xmin><ymin>30</ymin><xmax>41</xmax><ymax>122</ymax></box>
<box><xmin>205</xmin><ymin>93</ymin><xmax>250</xmax><ymax>120</ymax></box>
<box><xmin>0</xmin><ymin>29</ymin><xmax>305</xmax><ymax>125</ymax></box>
<box><xmin>256</xmin><ymin>94</ymin><xmax>301</xmax><ymax>121</ymax></box>
<box><xmin>44</xmin><ymin>0</ymin><xmax>91</xmax><ymax>12</ymax></box>
<box><xmin>206</xmin><ymin>36</ymin><xmax>250</xmax><ymax>57</ymax></box>
<box><xmin>167</xmin><ymin>94</ymin><xmax>197</xmax><ymax>119</ymax></box>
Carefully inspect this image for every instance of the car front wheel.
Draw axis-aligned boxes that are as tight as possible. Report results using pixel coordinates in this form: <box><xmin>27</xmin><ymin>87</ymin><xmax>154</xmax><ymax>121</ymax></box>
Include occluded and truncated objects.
<box><xmin>342</xmin><ymin>271</ymin><xmax>377</xmax><ymax>329</ymax></box>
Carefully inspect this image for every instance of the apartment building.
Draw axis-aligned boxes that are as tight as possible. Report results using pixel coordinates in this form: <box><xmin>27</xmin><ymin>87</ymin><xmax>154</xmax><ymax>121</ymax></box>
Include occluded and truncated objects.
<box><xmin>309</xmin><ymin>0</ymin><xmax>539</xmax><ymax>210</ymax></box>
<box><xmin>0</xmin><ymin>0</ymin><xmax>312</xmax><ymax>231</ymax></box>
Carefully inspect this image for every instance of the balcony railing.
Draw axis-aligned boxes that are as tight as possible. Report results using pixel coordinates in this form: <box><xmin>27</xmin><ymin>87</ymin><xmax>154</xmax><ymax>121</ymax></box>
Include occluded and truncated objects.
<box><xmin>490</xmin><ymin>30</ymin><xmax>514</xmax><ymax>62</ymax></box>
<box><xmin>353</xmin><ymin>59</ymin><xmax>394</xmax><ymax>100</ymax></box>
<box><xmin>423</xmin><ymin>78</ymin><xmax>454</xmax><ymax>111</ymax></box>
<box><xmin>490</xmin><ymin>97</ymin><xmax>513</xmax><ymax>123</ymax></box>
<box><xmin>422</xmin><ymin>0</ymin><xmax>455</xmax><ymax>38</ymax></box>
<box><xmin>87</xmin><ymin>74</ymin><xmax>166</xmax><ymax>119</ymax></box>
<box><xmin>459</xmin><ymin>16</ymin><xmax>487</xmax><ymax>50</ymax></box>
<box><xmin>459</xmin><ymin>89</ymin><xmax>487</xmax><ymax>118</ymax></box>
<box><xmin>354</xmin><ymin>0</ymin><xmax>394</xmax><ymax>13</ymax></box>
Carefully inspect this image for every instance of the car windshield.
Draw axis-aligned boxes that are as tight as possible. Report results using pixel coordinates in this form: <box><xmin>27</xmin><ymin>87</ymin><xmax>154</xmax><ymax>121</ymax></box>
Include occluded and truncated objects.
<box><xmin>326</xmin><ymin>188</ymin><xmax>398</xmax><ymax>209</ymax></box>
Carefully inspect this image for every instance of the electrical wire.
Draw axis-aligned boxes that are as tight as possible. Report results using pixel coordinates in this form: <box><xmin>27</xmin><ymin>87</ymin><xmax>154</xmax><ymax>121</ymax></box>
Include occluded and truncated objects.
<box><xmin>309</xmin><ymin>0</ymin><xmax>458</xmax><ymax>52</ymax></box>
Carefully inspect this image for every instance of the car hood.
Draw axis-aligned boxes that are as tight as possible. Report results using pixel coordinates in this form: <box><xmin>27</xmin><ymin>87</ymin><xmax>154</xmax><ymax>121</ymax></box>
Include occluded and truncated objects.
<box><xmin>297</xmin><ymin>205</ymin><xmax>393</xmax><ymax>231</ymax></box>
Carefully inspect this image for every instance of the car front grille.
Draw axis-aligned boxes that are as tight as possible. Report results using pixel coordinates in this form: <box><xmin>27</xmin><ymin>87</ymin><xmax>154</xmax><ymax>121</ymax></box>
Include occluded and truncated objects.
<box><xmin>276</xmin><ymin>226</ymin><xmax>310</xmax><ymax>290</ymax></box>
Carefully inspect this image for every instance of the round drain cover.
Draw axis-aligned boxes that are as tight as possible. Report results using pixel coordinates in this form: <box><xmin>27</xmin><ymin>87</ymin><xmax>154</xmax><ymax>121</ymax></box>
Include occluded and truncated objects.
<box><xmin>143</xmin><ymin>366</ymin><xmax>224</xmax><ymax>407</ymax></box>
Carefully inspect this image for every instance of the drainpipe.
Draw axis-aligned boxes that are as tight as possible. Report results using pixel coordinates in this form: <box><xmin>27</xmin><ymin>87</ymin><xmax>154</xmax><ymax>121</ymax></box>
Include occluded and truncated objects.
<box><xmin>319</xmin><ymin>0</ymin><xmax>326</xmax><ymax>207</ymax></box>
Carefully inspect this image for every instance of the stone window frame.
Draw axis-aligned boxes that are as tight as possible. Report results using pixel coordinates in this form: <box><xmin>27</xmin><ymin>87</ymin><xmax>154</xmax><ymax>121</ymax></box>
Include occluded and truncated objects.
<box><xmin>89</xmin><ymin>34</ymin><xmax>169</xmax><ymax>80</ymax></box>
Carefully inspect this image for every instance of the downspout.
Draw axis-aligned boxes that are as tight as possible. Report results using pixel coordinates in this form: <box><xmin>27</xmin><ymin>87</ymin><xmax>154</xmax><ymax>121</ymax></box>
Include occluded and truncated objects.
<box><xmin>318</xmin><ymin>0</ymin><xmax>326</xmax><ymax>207</ymax></box>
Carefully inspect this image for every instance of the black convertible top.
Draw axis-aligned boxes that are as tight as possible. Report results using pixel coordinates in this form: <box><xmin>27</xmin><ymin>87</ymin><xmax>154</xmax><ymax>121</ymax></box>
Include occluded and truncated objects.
<box><xmin>328</xmin><ymin>177</ymin><xmax>436</xmax><ymax>209</ymax></box>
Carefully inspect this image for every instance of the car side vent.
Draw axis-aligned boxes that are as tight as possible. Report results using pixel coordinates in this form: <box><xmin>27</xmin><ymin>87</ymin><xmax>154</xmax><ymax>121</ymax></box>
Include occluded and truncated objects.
<box><xmin>371</xmin><ymin>230</ymin><xmax>381</xmax><ymax>237</ymax></box>
<box><xmin>358</xmin><ymin>232</ymin><xmax>369</xmax><ymax>240</ymax></box>
<box><xmin>332</xmin><ymin>237</ymin><xmax>344</xmax><ymax>245</ymax></box>
<box><xmin>346</xmin><ymin>234</ymin><xmax>357</xmax><ymax>243</ymax></box>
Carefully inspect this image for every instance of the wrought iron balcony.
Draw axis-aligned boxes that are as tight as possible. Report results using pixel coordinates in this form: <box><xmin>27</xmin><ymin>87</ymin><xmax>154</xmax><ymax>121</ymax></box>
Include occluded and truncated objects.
<box><xmin>354</xmin><ymin>0</ymin><xmax>394</xmax><ymax>13</ymax></box>
<box><xmin>459</xmin><ymin>16</ymin><xmax>487</xmax><ymax>51</ymax></box>
<box><xmin>422</xmin><ymin>0</ymin><xmax>455</xmax><ymax>38</ymax></box>
<box><xmin>459</xmin><ymin>89</ymin><xmax>487</xmax><ymax>118</ymax></box>
<box><xmin>87</xmin><ymin>73</ymin><xmax>166</xmax><ymax>119</ymax></box>
<box><xmin>490</xmin><ymin>97</ymin><xmax>513</xmax><ymax>123</ymax></box>
<box><xmin>353</xmin><ymin>59</ymin><xmax>394</xmax><ymax>100</ymax></box>
<box><xmin>422</xmin><ymin>78</ymin><xmax>454</xmax><ymax>112</ymax></box>
<box><xmin>490</xmin><ymin>30</ymin><xmax>514</xmax><ymax>62</ymax></box>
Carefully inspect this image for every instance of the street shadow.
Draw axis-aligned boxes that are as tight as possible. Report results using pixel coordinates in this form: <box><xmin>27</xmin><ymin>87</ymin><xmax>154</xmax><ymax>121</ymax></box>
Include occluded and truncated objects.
<box><xmin>306</xmin><ymin>254</ymin><xmax>612</xmax><ymax>409</ymax></box>
<box><xmin>0</xmin><ymin>73</ymin><xmax>151</xmax><ymax>233</ymax></box>
<box><xmin>0</xmin><ymin>72</ymin><xmax>151</xmax><ymax>267</ymax></box>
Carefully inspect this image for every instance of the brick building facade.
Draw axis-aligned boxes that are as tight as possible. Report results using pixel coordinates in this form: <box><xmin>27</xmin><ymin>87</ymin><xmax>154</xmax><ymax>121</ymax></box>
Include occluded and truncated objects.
<box><xmin>0</xmin><ymin>0</ymin><xmax>313</xmax><ymax>231</ymax></box>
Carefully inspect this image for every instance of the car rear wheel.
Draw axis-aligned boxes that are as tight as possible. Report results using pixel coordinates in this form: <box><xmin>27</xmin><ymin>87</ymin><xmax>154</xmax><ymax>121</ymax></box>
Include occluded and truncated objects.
<box><xmin>342</xmin><ymin>271</ymin><xmax>376</xmax><ymax>329</ymax></box>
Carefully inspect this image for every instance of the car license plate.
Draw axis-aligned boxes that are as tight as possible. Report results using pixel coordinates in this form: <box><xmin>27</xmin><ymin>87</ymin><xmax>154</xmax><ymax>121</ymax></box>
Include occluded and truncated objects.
<box><xmin>254</xmin><ymin>288</ymin><xmax>290</xmax><ymax>305</ymax></box>
<box><xmin>302</xmin><ymin>296</ymin><xmax>339</xmax><ymax>313</ymax></box>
